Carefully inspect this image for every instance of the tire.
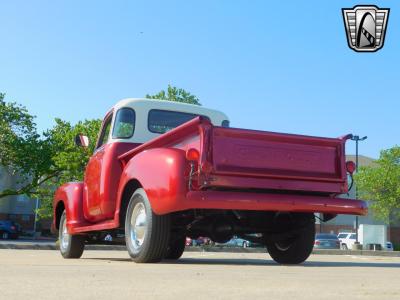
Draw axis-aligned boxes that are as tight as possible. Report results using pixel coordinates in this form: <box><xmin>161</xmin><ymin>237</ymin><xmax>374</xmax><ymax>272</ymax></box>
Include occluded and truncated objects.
<box><xmin>341</xmin><ymin>244</ymin><xmax>348</xmax><ymax>250</ymax></box>
<box><xmin>243</xmin><ymin>241</ymin><xmax>248</xmax><ymax>248</ymax></box>
<box><xmin>165</xmin><ymin>235</ymin><xmax>186</xmax><ymax>260</ymax></box>
<box><xmin>59</xmin><ymin>211</ymin><xmax>85</xmax><ymax>259</ymax></box>
<box><xmin>266</xmin><ymin>213</ymin><xmax>315</xmax><ymax>264</ymax></box>
<box><xmin>125</xmin><ymin>188</ymin><xmax>171</xmax><ymax>263</ymax></box>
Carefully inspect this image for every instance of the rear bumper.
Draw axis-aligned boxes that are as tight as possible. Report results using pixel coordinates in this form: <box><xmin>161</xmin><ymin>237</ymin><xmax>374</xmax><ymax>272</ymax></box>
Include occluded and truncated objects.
<box><xmin>181</xmin><ymin>191</ymin><xmax>367</xmax><ymax>216</ymax></box>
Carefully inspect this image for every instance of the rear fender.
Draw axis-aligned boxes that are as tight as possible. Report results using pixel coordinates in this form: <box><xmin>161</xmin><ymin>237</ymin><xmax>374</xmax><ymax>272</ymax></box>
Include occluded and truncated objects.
<box><xmin>117</xmin><ymin>148</ymin><xmax>188</xmax><ymax>216</ymax></box>
<box><xmin>53</xmin><ymin>182</ymin><xmax>86</xmax><ymax>233</ymax></box>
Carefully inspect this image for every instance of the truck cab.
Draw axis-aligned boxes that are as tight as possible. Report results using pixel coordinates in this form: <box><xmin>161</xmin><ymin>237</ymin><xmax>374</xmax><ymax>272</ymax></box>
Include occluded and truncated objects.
<box><xmin>82</xmin><ymin>99</ymin><xmax>228</xmax><ymax>223</ymax></box>
<box><xmin>53</xmin><ymin>98</ymin><xmax>367</xmax><ymax>264</ymax></box>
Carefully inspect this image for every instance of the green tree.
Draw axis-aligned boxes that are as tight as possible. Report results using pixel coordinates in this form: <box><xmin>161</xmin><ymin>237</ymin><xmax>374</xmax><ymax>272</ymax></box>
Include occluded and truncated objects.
<box><xmin>0</xmin><ymin>93</ymin><xmax>101</xmax><ymax>218</ymax></box>
<box><xmin>355</xmin><ymin>146</ymin><xmax>400</xmax><ymax>222</ymax></box>
<box><xmin>146</xmin><ymin>85</ymin><xmax>201</xmax><ymax>105</ymax></box>
<box><xmin>0</xmin><ymin>93</ymin><xmax>55</xmax><ymax>199</ymax></box>
<box><xmin>37</xmin><ymin>118</ymin><xmax>101</xmax><ymax>218</ymax></box>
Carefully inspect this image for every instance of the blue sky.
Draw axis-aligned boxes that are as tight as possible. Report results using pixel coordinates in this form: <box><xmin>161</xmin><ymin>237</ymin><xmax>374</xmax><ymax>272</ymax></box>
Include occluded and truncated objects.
<box><xmin>0</xmin><ymin>0</ymin><xmax>398</xmax><ymax>158</ymax></box>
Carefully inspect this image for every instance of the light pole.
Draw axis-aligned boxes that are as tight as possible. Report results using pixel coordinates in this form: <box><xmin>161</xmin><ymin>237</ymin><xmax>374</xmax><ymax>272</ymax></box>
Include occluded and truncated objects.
<box><xmin>33</xmin><ymin>197</ymin><xmax>39</xmax><ymax>238</ymax></box>
<box><xmin>351</xmin><ymin>135</ymin><xmax>367</xmax><ymax>243</ymax></box>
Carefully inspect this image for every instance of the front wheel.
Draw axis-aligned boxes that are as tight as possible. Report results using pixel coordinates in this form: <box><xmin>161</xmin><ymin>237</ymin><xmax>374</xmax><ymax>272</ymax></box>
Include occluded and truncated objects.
<box><xmin>125</xmin><ymin>188</ymin><xmax>171</xmax><ymax>263</ymax></box>
<box><xmin>59</xmin><ymin>211</ymin><xmax>85</xmax><ymax>258</ymax></box>
<box><xmin>266</xmin><ymin>213</ymin><xmax>315</xmax><ymax>264</ymax></box>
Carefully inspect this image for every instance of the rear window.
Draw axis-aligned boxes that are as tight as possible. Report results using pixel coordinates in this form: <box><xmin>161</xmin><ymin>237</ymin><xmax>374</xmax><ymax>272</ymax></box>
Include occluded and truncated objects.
<box><xmin>337</xmin><ymin>233</ymin><xmax>348</xmax><ymax>239</ymax></box>
<box><xmin>148</xmin><ymin>109</ymin><xmax>207</xmax><ymax>134</ymax></box>
<box><xmin>316</xmin><ymin>234</ymin><xmax>338</xmax><ymax>240</ymax></box>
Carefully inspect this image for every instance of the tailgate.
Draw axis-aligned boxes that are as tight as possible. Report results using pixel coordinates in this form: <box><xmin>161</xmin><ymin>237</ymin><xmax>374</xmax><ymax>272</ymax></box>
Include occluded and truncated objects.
<box><xmin>206</xmin><ymin>127</ymin><xmax>348</xmax><ymax>192</ymax></box>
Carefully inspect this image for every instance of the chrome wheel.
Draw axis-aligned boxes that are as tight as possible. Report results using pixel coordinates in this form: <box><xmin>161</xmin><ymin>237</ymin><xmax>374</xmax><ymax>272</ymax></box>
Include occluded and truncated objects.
<box><xmin>130</xmin><ymin>202</ymin><xmax>147</xmax><ymax>251</ymax></box>
<box><xmin>275</xmin><ymin>240</ymin><xmax>292</xmax><ymax>251</ymax></box>
<box><xmin>60</xmin><ymin>217</ymin><xmax>69</xmax><ymax>251</ymax></box>
<box><xmin>125</xmin><ymin>188</ymin><xmax>171</xmax><ymax>263</ymax></box>
<box><xmin>58</xmin><ymin>211</ymin><xmax>85</xmax><ymax>258</ymax></box>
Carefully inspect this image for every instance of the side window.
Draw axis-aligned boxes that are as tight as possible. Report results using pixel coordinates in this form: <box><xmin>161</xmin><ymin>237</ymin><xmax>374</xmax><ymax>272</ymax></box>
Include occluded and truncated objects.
<box><xmin>97</xmin><ymin>114</ymin><xmax>113</xmax><ymax>149</ymax></box>
<box><xmin>350</xmin><ymin>234</ymin><xmax>356</xmax><ymax>239</ymax></box>
<box><xmin>112</xmin><ymin>108</ymin><xmax>135</xmax><ymax>139</ymax></box>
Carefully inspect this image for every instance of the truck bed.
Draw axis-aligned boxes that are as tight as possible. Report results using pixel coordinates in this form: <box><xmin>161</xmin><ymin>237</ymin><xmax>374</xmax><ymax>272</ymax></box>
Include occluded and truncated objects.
<box><xmin>120</xmin><ymin>117</ymin><xmax>350</xmax><ymax>195</ymax></box>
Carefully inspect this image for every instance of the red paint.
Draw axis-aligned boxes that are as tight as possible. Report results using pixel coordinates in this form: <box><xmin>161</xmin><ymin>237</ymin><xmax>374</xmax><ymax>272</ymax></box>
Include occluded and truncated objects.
<box><xmin>53</xmin><ymin>114</ymin><xmax>367</xmax><ymax>235</ymax></box>
<box><xmin>53</xmin><ymin>183</ymin><xmax>88</xmax><ymax>233</ymax></box>
<box><xmin>116</xmin><ymin>148</ymin><xmax>188</xmax><ymax>216</ymax></box>
<box><xmin>203</xmin><ymin>126</ymin><xmax>349</xmax><ymax>192</ymax></box>
<box><xmin>183</xmin><ymin>191</ymin><xmax>367</xmax><ymax>216</ymax></box>
<box><xmin>83</xmin><ymin>142</ymin><xmax>139</xmax><ymax>222</ymax></box>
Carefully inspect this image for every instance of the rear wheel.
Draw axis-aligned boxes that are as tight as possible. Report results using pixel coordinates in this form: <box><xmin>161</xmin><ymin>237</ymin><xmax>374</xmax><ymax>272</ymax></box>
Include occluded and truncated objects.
<box><xmin>165</xmin><ymin>234</ymin><xmax>186</xmax><ymax>260</ymax></box>
<box><xmin>125</xmin><ymin>188</ymin><xmax>171</xmax><ymax>263</ymax></box>
<box><xmin>266</xmin><ymin>213</ymin><xmax>315</xmax><ymax>264</ymax></box>
<box><xmin>59</xmin><ymin>211</ymin><xmax>85</xmax><ymax>258</ymax></box>
<box><xmin>1</xmin><ymin>232</ymin><xmax>9</xmax><ymax>240</ymax></box>
<box><xmin>341</xmin><ymin>244</ymin><xmax>348</xmax><ymax>250</ymax></box>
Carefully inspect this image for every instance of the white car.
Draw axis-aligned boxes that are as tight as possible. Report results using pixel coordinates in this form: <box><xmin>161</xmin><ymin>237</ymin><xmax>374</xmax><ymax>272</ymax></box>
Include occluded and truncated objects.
<box><xmin>337</xmin><ymin>232</ymin><xmax>357</xmax><ymax>250</ymax></box>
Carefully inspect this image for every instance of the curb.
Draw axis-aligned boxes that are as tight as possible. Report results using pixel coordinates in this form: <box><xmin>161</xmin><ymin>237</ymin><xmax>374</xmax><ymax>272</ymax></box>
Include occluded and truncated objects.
<box><xmin>0</xmin><ymin>243</ymin><xmax>399</xmax><ymax>257</ymax></box>
<box><xmin>312</xmin><ymin>249</ymin><xmax>400</xmax><ymax>257</ymax></box>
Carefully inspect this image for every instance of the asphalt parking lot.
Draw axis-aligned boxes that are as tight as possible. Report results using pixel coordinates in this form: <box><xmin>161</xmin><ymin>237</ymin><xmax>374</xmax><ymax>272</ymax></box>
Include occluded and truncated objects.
<box><xmin>0</xmin><ymin>250</ymin><xmax>399</xmax><ymax>300</ymax></box>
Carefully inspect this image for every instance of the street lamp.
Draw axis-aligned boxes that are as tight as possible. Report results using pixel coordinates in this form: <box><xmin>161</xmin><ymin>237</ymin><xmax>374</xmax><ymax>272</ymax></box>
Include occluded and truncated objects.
<box><xmin>351</xmin><ymin>135</ymin><xmax>367</xmax><ymax>243</ymax></box>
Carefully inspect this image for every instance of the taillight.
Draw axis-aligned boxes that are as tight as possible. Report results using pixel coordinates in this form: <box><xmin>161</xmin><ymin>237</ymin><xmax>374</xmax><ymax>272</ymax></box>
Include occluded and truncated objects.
<box><xmin>186</xmin><ymin>148</ymin><xmax>200</xmax><ymax>162</ymax></box>
<box><xmin>346</xmin><ymin>161</ymin><xmax>356</xmax><ymax>174</ymax></box>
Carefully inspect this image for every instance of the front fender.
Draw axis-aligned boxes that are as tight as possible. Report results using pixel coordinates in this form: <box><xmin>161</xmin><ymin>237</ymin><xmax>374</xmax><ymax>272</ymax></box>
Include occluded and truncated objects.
<box><xmin>53</xmin><ymin>182</ymin><xmax>86</xmax><ymax>233</ymax></box>
<box><xmin>117</xmin><ymin>148</ymin><xmax>188</xmax><ymax>215</ymax></box>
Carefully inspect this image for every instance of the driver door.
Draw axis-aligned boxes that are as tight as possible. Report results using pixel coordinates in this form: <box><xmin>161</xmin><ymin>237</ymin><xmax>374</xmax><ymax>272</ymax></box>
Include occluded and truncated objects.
<box><xmin>83</xmin><ymin>111</ymin><xmax>113</xmax><ymax>222</ymax></box>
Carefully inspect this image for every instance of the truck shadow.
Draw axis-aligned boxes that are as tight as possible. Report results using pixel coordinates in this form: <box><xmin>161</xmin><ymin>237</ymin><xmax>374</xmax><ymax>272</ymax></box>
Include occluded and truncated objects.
<box><xmin>83</xmin><ymin>257</ymin><xmax>400</xmax><ymax>268</ymax></box>
<box><xmin>172</xmin><ymin>258</ymin><xmax>400</xmax><ymax>268</ymax></box>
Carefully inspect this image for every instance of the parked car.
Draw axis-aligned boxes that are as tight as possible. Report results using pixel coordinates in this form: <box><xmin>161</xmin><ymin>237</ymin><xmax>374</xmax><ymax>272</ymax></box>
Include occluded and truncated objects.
<box><xmin>192</xmin><ymin>237</ymin><xmax>211</xmax><ymax>246</ymax></box>
<box><xmin>0</xmin><ymin>220</ymin><xmax>20</xmax><ymax>240</ymax></box>
<box><xmin>385</xmin><ymin>242</ymin><xmax>394</xmax><ymax>251</ymax></box>
<box><xmin>185</xmin><ymin>237</ymin><xmax>192</xmax><ymax>246</ymax></box>
<box><xmin>337</xmin><ymin>232</ymin><xmax>357</xmax><ymax>250</ymax></box>
<box><xmin>222</xmin><ymin>237</ymin><xmax>250</xmax><ymax>248</ymax></box>
<box><xmin>314</xmin><ymin>233</ymin><xmax>340</xmax><ymax>249</ymax></box>
<box><xmin>218</xmin><ymin>236</ymin><xmax>263</xmax><ymax>248</ymax></box>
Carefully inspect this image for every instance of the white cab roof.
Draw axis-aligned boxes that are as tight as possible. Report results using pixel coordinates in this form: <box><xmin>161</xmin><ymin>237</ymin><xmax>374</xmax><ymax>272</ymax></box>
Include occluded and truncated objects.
<box><xmin>109</xmin><ymin>98</ymin><xmax>229</xmax><ymax>144</ymax></box>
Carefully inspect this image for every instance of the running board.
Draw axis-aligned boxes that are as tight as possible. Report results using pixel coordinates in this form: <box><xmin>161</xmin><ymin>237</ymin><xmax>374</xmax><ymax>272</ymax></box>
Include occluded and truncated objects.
<box><xmin>68</xmin><ymin>219</ymin><xmax>118</xmax><ymax>234</ymax></box>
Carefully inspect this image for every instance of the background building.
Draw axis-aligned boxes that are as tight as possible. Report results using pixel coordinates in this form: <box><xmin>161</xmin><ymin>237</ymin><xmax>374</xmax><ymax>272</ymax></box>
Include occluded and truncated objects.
<box><xmin>0</xmin><ymin>166</ymin><xmax>38</xmax><ymax>233</ymax></box>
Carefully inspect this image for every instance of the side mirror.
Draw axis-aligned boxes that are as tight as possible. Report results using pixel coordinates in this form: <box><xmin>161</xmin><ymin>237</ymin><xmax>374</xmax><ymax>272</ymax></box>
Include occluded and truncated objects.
<box><xmin>74</xmin><ymin>134</ymin><xmax>90</xmax><ymax>148</ymax></box>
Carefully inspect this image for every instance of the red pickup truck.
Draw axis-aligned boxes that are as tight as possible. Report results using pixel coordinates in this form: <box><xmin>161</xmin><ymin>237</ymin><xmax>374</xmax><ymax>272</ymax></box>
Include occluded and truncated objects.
<box><xmin>53</xmin><ymin>98</ymin><xmax>367</xmax><ymax>264</ymax></box>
